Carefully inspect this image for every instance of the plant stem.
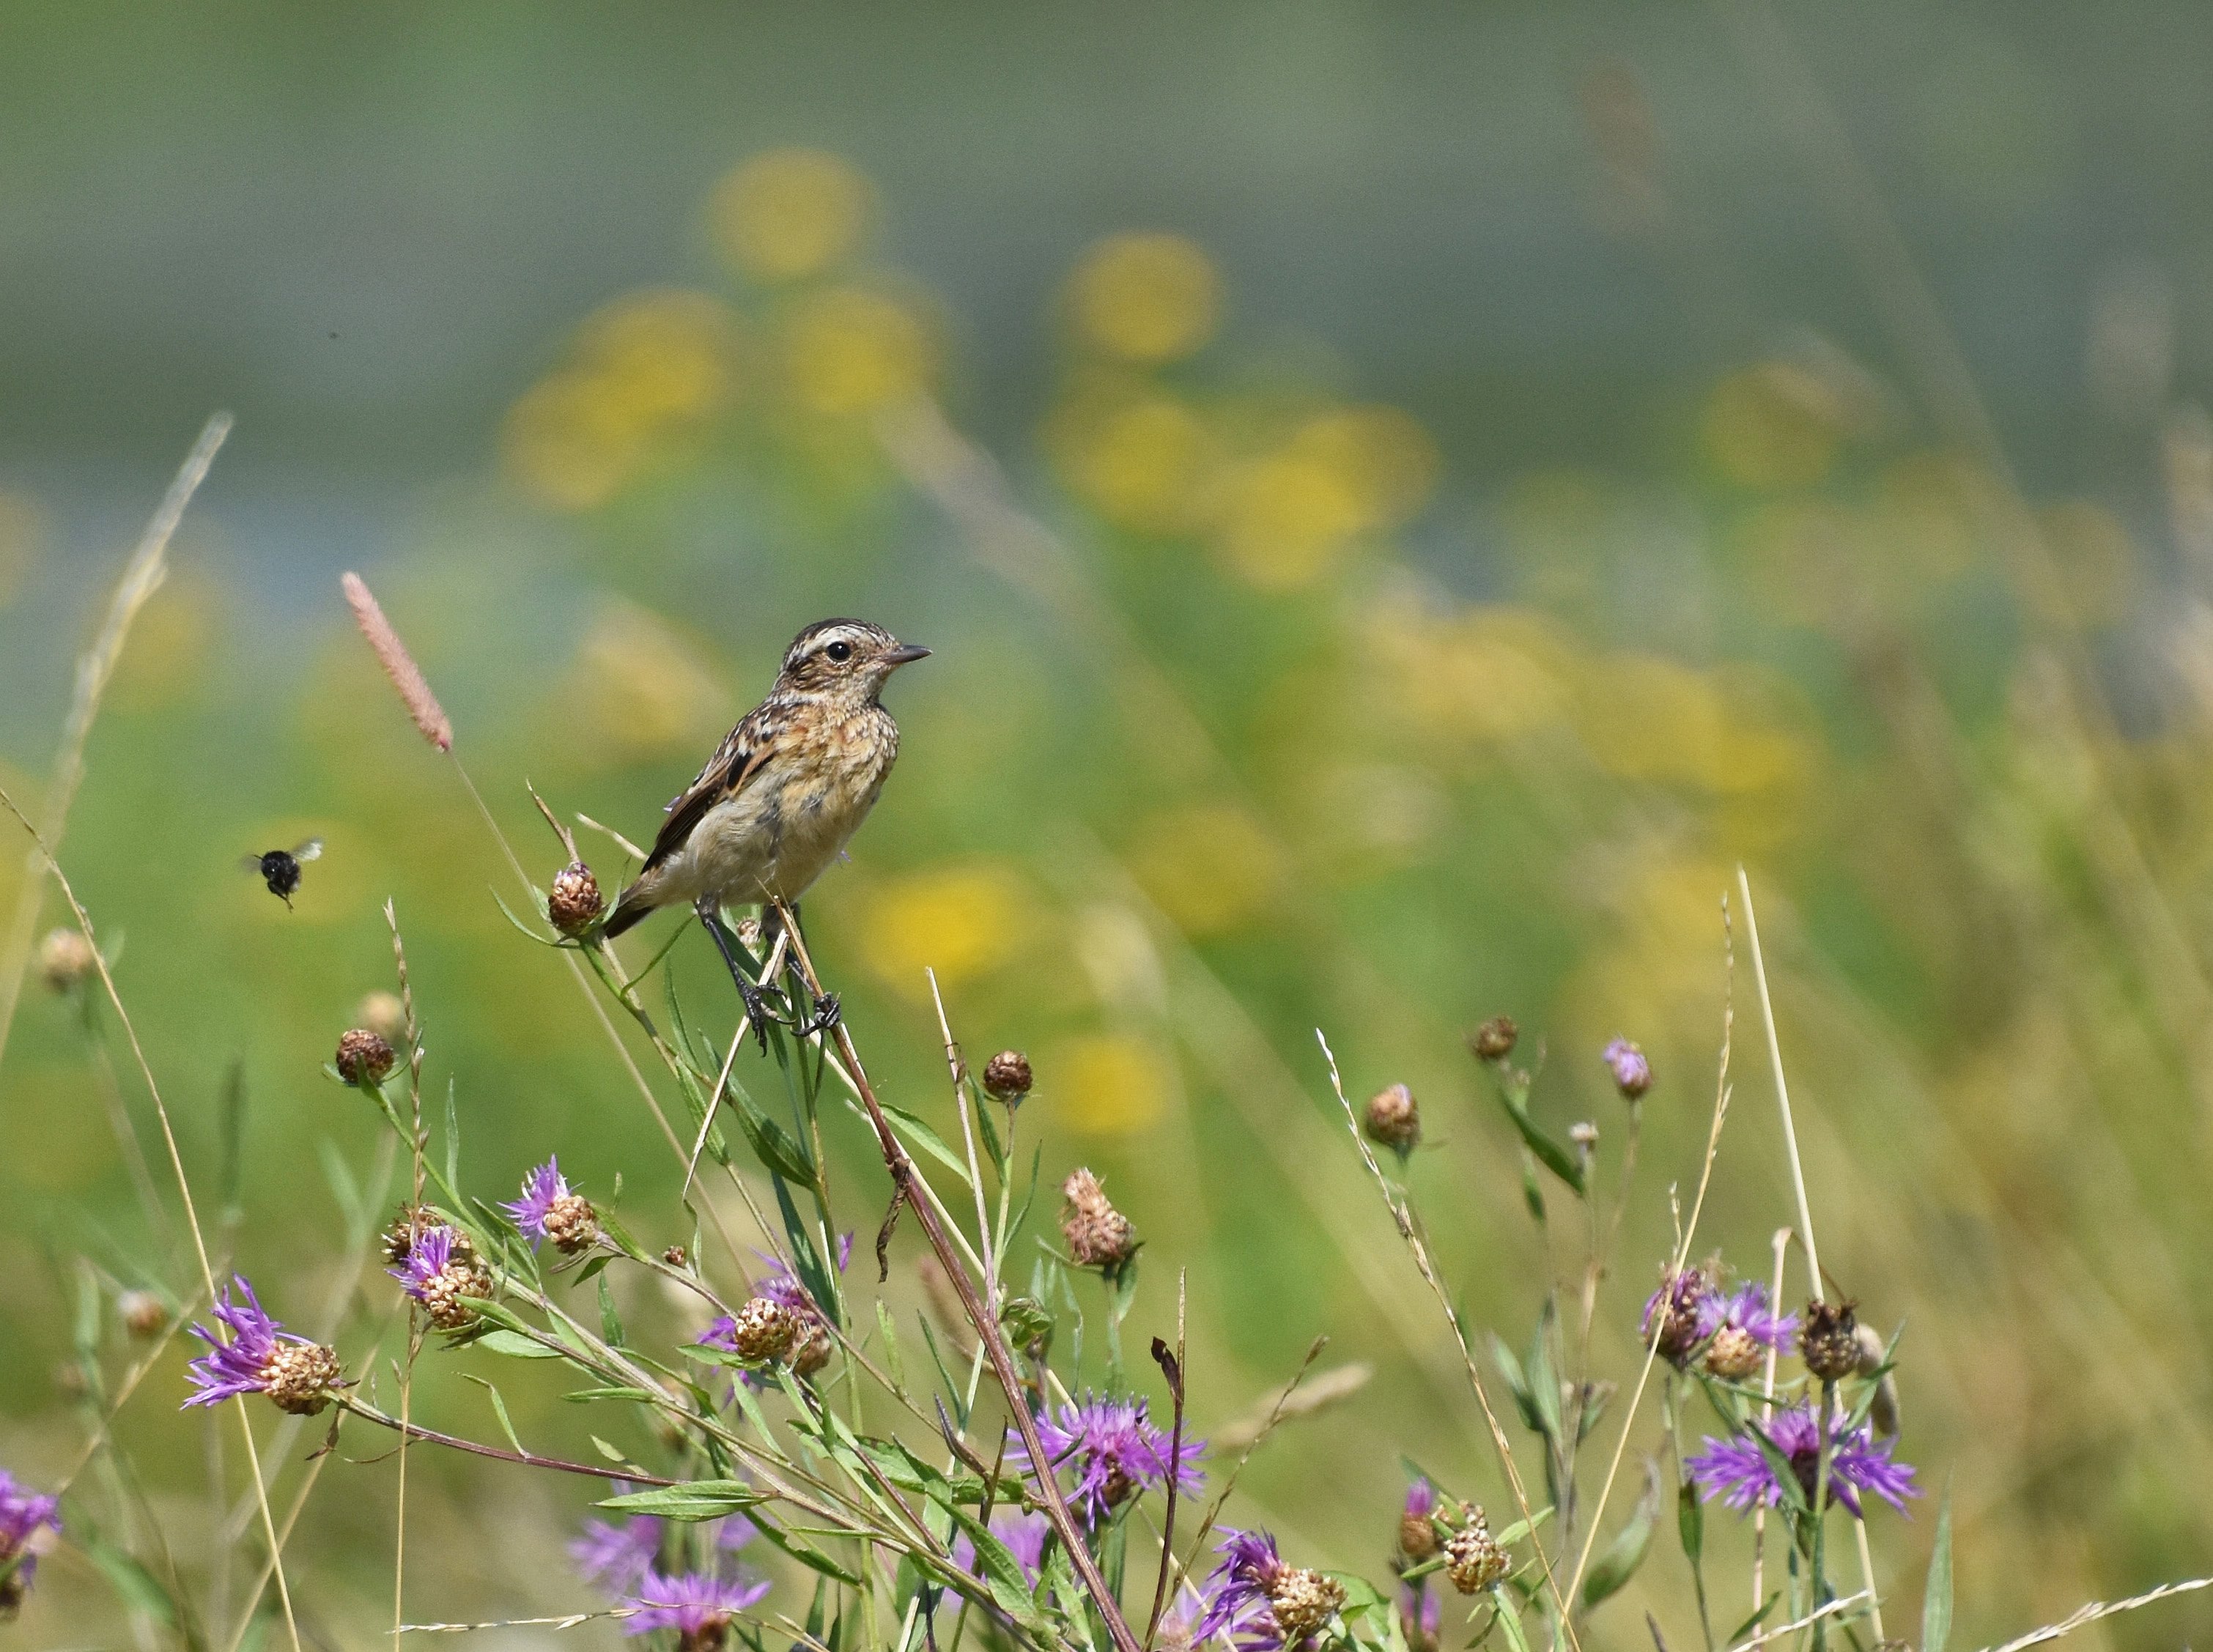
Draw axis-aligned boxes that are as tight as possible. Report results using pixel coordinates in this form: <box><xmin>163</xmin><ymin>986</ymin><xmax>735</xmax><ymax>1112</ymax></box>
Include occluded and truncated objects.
<box><xmin>337</xmin><ymin>1398</ymin><xmax>677</xmax><ymax>1485</ymax></box>
<box><xmin>1807</xmin><ymin>1380</ymin><xmax>1835</xmax><ymax>1652</ymax></box>
<box><xmin>777</xmin><ymin>907</ymin><xmax>1146</xmax><ymax>1652</ymax></box>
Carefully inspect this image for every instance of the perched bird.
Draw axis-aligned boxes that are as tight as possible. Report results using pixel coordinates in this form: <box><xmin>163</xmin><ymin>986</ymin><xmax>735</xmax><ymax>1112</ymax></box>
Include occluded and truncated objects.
<box><xmin>240</xmin><ymin>838</ymin><xmax>322</xmax><ymax>908</ymax></box>
<box><xmin>602</xmin><ymin>618</ymin><xmax>928</xmax><ymax>940</ymax></box>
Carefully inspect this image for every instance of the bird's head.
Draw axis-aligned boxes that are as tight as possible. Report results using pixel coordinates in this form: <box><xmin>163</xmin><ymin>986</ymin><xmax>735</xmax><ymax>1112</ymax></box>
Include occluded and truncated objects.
<box><xmin>776</xmin><ymin>618</ymin><xmax>931</xmax><ymax>705</ymax></box>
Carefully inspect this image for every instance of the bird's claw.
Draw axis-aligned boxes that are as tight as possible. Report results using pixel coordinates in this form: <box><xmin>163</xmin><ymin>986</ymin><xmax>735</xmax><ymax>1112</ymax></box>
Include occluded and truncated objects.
<box><xmin>796</xmin><ymin>993</ymin><xmax>841</xmax><ymax>1038</ymax></box>
<box><xmin>736</xmin><ymin>978</ymin><xmax>781</xmax><ymax>1051</ymax></box>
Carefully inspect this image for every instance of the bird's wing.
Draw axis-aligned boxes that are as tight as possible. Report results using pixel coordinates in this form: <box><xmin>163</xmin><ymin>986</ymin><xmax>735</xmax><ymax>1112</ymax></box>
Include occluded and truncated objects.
<box><xmin>640</xmin><ymin>710</ymin><xmax>777</xmax><ymax>873</ymax></box>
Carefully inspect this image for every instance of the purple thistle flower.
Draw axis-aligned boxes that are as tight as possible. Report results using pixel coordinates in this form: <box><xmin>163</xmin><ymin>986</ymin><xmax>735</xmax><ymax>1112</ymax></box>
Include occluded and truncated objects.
<box><xmin>1640</xmin><ymin>1269</ymin><xmax>1713</xmax><ymax>1365</ymax></box>
<box><xmin>572</xmin><ymin>1516</ymin><xmax>662</xmax><ymax>1592</ymax></box>
<box><xmin>1603</xmin><ymin>1038</ymin><xmax>1652</xmax><ymax>1099</ymax></box>
<box><xmin>391</xmin><ymin>1223</ymin><xmax>454</xmax><ymax>1297</ymax></box>
<box><xmin>575</xmin><ymin>1508</ymin><xmax>758</xmax><ymax>1598</ymax></box>
<box><xmin>1403</xmin><ymin>1476</ymin><xmax>1436</xmax><ymax>1520</ymax></box>
<box><xmin>1025</xmin><ymin>1393</ymin><xmax>1205</xmax><ymax>1525</ymax></box>
<box><xmin>182</xmin><ymin>1277</ymin><xmax>322</xmax><ymax>1409</ymax></box>
<box><xmin>1685</xmin><ymin>1403</ymin><xmax>1920</xmax><ymax>1519</ymax></box>
<box><xmin>1398</xmin><ymin>1582</ymin><xmax>1441</xmax><ymax>1650</ymax></box>
<box><xmin>1197</xmin><ymin>1527</ymin><xmax>1289</xmax><ymax>1651</ymax></box>
<box><xmin>0</xmin><ymin>1470</ymin><xmax>62</xmax><ymax>1611</ymax></box>
<box><xmin>503</xmin><ymin>1157</ymin><xmax>574</xmax><ymax>1245</ymax></box>
<box><xmin>1697</xmin><ymin>1282</ymin><xmax>1798</xmax><ymax>1352</ymax></box>
<box><xmin>621</xmin><ymin>1568</ymin><xmax>771</xmax><ymax>1641</ymax></box>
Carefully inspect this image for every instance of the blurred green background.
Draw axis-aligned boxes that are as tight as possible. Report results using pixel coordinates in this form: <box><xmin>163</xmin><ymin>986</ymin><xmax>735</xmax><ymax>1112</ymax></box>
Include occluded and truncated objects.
<box><xmin>6</xmin><ymin>1</ymin><xmax>2213</xmax><ymax>1644</ymax></box>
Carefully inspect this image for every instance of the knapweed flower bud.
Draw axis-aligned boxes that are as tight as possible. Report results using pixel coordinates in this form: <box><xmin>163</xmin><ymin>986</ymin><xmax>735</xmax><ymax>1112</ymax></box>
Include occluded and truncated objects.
<box><xmin>542</xmin><ymin>1193</ymin><xmax>600</xmax><ymax>1255</ymax></box>
<box><xmin>1603</xmin><ymin>1038</ymin><xmax>1652</xmax><ymax>1100</ymax></box>
<box><xmin>383</xmin><ymin>1204</ymin><xmax>476</xmax><ymax>1268</ymax></box>
<box><xmin>663</xmin><ymin>1245</ymin><xmax>688</xmax><ymax>1267</ymax></box>
<box><xmin>1852</xmin><ymin>1321</ymin><xmax>1901</xmax><ymax>1436</ymax></box>
<box><xmin>1000</xmin><ymin>1294</ymin><xmax>1054</xmax><ymax>1347</ymax></box>
<box><xmin>1060</xmin><ymin>1168</ymin><xmax>1137</xmax><ymax>1271</ymax></box>
<box><xmin>982</xmin><ymin>1049</ymin><xmax>1033</xmax><ymax>1103</ymax></box>
<box><xmin>1444</xmin><ymin>1514</ymin><xmax>1509</xmax><ymax>1593</ymax></box>
<box><xmin>728</xmin><ymin>1296</ymin><xmax>798</xmax><ymax>1363</ymax></box>
<box><xmin>1469</xmin><ymin>1016</ymin><xmax>1518</xmax><ymax>1062</ymax></box>
<box><xmin>336</xmin><ymin>1027</ymin><xmax>396</xmax><ymax>1087</ymax></box>
<box><xmin>354</xmin><ymin>990</ymin><xmax>409</xmax><ymax>1046</ymax></box>
<box><xmin>118</xmin><ymin>1290</ymin><xmax>168</xmax><ymax>1341</ymax></box>
<box><xmin>1267</xmin><ymin>1567</ymin><xmax>1346</xmax><ymax>1642</ymax></box>
<box><xmin>1800</xmin><ymin>1298</ymin><xmax>1860</xmax><ymax>1382</ymax></box>
<box><xmin>547</xmin><ymin>862</ymin><xmax>605</xmax><ymax>936</ymax></box>
<box><xmin>789</xmin><ymin>1319</ymin><xmax>835</xmax><ymax>1377</ymax></box>
<box><xmin>36</xmin><ymin>927</ymin><xmax>95</xmax><ymax>994</ymax></box>
<box><xmin>262</xmin><ymin>1341</ymin><xmax>347</xmax><ymax>1416</ymax></box>
<box><xmin>1399</xmin><ymin>1478</ymin><xmax>1441</xmax><ymax>1560</ymax></box>
<box><xmin>1362</xmin><ymin>1084</ymin><xmax>1421</xmax><ymax>1155</ymax></box>
<box><xmin>1704</xmin><ymin>1324</ymin><xmax>1763</xmax><ymax>1380</ymax></box>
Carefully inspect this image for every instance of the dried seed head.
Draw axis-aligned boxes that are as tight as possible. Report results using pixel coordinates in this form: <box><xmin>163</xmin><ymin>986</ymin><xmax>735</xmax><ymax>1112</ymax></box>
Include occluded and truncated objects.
<box><xmin>1469</xmin><ymin>1016</ymin><xmax>1518</xmax><ymax>1062</ymax></box>
<box><xmin>547</xmin><ymin>862</ymin><xmax>605</xmax><ymax>936</ymax></box>
<box><xmin>1704</xmin><ymin>1324</ymin><xmax>1763</xmax><ymax>1381</ymax></box>
<box><xmin>1444</xmin><ymin>1515</ymin><xmax>1509</xmax><ymax>1594</ymax></box>
<box><xmin>981</xmin><ymin>1049</ymin><xmax>1033</xmax><ymax>1103</ymax></box>
<box><xmin>1060</xmin><ymin>1168</ymin><xmax>1136</xmax><ymax>1270</ymax></box>
<box><xmin>118</xmin><ymin>1290</ymin><xmax>168</xmax><ymax>1340</ymax></box>
<box><xmin>336</xmin><ymin>1028</ymin><xmax>396</xmax><ymax>1087</ymax></box>
<box><xmin>1267</xmin><ymin>1567</ymin><xmax>1345</xmax><ymax>1642</ymax></box>
<box><xmin>1363</xmin><ymin>1083</ymin><xmax>1421</xmax><ymax>1155</ymax></box>
<box><xmin>1800</xmin><ymin>1298</ymin><xmax>1861</xmax><ymax>1382</ymax></box>
<box><xmin>663</xmin><ymin>1245</ymin><xmax>689</xmax><ymax>1268</ymax></box>
<box><xmin>1603</xmin><ymin>1038</ymin><xmax>1652</xmax><ymax>1100</ymax></box>
<box><xmin>262</xmin><ymin>1341</ymin><xmax>345</xmax><ymax>1415</ymax></box>
<box><xmin>354</xmin><ymin>990</ymin><xmax>410</xmax><ymax>1046</ymax></box>
<box><xmin>383</xmin><ymin>1204</ymin><xmax>475</xmax><ymax>1268</ymax></box>
<box><xmin>1399</xmin><ymin>1511</ymin><xmax>1441</xmax><ymax>1561</ymax></box>
<box><xmin>789</xmin><ymin>1319</ymin><xmax>835</xmax><ymax>1378</ymax></box>
<box><xmin>541</xmin><ymin>1192</ymin><xmax>601</xmax><ymax>1256</ymax></box>
<box><xmin>729</xmin><ymin>1295</ymin><xmax>798</xmax><ymax>1363</ymax></box>
<box><xmin>417</xmin><ymin>1260</ymin><xmax>494</xmax><ymax>1331</ymax></box>
<box><xmin>36</xmin><ymin>927</ymin><xmax>96</xmax><ymax>994</ymax></box>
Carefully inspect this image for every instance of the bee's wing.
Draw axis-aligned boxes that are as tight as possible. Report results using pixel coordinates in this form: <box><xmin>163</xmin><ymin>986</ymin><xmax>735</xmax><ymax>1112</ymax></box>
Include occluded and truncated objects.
<box><xmin>292</xmin><ymin>838</ymin><xmax>324</xmax><ymax>862</ymax></box>
<box><xmin>238</xmin><ymin>853</ymin><xmax>267</xmax><ymax>875</ymax></box>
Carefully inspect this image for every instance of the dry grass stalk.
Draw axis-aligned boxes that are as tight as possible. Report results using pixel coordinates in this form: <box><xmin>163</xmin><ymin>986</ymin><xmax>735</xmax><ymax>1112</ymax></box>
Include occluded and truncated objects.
<box><xmin>341</xmin><ymin>571</ymin><xmax>453</xmax><ymax>750</ymax></box>
<box><xmin>0</xmin><ymin>411</ymin><xmax>232</xmax><ymax>1080</ymax></box>
<box><xmin>1209</xmin><ymin>1362</ymin><xmax>1373</xmax><ymax>1452</ymax></box>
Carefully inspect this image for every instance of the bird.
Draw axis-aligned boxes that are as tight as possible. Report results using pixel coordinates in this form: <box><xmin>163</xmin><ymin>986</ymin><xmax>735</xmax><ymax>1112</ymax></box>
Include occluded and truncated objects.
<box><xmin>602</xmin><ymin>618</ymin><xmax>929</xmax><ymax>944</ymax></box>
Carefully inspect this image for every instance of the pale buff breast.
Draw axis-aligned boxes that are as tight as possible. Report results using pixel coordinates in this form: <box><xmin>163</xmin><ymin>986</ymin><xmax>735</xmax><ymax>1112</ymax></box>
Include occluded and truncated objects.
<box><xmin>654</xmin><ymin>710</ymin><xmax>899</xmax><ymax>909</ymax></box>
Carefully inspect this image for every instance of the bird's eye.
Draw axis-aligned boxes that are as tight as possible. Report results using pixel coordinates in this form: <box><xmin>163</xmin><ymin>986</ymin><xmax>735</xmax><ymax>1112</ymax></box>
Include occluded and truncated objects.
<box><xmin>824</xmin><ymin>640</ymin><xmax>854</xmax><ymax>663</ymax></box>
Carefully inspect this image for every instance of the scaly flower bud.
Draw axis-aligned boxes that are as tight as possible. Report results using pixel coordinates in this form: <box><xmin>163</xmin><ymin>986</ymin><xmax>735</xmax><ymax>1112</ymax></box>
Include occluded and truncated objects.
<box><xmin>1444</xmin><ymin>1514</ymin><xmax>1509</xmax><ymax>1593</ymax></box>
<box><xmin>726</xmin><ymin>1297</ymin><xmax>797</xmax><ymax>1363</ymax></box>
<box><xmin>1800</xmin><ymin>1298</ymin><xmax>1861</xmax><ymax>1382</ymax></box>
<box><xmin>1469</xmin><ymin>1016</ymin><xmax>1518</xmax><ymax>1062</ymax></box>
<box><xmin>1060</xmin><ymin>1168</ymin><xmax>1137</xmax><ymax>1272</ymax></box>
<box><xmin>981</xmin><ymin>1049</ymin><xmax>1033</xmax><ymax>1103</ymax></box>
<box><xmin>1267</xmin><ymin>1567</ymin><xmax>1346</xmax><ymax>1642</ymax></box>
<box><xmin>335</xmin><ymin>1028</ymin><xmax>396</xmax><ymax>1087</ymax></box>
<box><xmin>1603</xmin><ymin>1038</ymin><xmax>1652</xmax><ymax>1100</ymax></box>
<box><xmin>1363</xmin><ymin>1084</ymin><xmax>1421</xmax><ymax>1156</ymax></box>
<box><xmin>118</xmin><ymin>1290</ymin><xmax>168</xmax><ymax>1341</ymax></box>
<box><xmin>547</xmin><ymin>862</ymin><xmax>605</xmax><ymax>936</ymax></box>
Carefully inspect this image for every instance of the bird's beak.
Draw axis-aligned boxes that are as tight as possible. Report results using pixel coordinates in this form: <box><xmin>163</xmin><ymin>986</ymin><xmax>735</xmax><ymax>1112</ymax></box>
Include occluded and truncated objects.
<box><xmin>884</xmin><ymin>644</ymin><xmax>932</xmax><ymax>667</ymax></box>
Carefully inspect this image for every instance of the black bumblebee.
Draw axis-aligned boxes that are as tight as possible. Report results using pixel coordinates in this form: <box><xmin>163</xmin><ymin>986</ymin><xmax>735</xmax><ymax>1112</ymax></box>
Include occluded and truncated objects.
<box><xmin>240</xmin><ymin>838</ymin><xmax>322</xmax><ymax>908</ymax></box>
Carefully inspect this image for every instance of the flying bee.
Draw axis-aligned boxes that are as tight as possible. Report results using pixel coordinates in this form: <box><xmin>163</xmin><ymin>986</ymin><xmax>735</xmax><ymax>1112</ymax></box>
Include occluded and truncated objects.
<box><xmin>240</xmin><ymin>838</ymin><xmax>322</xmax><ymax>908</ymax></box>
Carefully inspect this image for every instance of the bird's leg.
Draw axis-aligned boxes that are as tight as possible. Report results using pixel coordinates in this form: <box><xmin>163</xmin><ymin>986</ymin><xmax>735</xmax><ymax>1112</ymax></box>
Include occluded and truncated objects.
<box><xmin>697</xmin><ymin>899</ymin><xmax>781</xmax><ymax>1051</ymax></box>
<box><xmin>772</xmin><ymin>902</ymin><xmax>842</xmax><ymax>1036</ymax></box>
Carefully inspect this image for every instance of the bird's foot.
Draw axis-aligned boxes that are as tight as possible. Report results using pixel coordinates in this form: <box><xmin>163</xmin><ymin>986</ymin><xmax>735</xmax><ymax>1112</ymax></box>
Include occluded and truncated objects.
<box><xmin>796</xmin><ymin>993</ymin><xmax>841</xmax><ymax>1038</ymax></box>
<box><xmin>735</xmin><ymin>977</ymin><xmax>784</xmax><ymax>1051</ymax></box>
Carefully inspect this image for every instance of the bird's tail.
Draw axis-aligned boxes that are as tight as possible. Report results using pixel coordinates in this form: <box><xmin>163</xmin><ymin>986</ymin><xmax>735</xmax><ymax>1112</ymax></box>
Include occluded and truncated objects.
<box><xmin>600</xmin><ymin>886</ymin><xmax>656</xmax><ymax>938</ymax></box>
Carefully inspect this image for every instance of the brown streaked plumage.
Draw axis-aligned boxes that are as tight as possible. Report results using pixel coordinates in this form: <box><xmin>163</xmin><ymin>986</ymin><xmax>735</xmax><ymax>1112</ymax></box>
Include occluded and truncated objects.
<box><xmin>602</xmin><ymin>618</ymin><xmax>929</xmax><ymax>938</ymax></box>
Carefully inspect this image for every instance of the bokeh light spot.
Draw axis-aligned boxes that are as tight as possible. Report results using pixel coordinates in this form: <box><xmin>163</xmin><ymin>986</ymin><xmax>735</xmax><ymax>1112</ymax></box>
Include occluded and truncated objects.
<box><xmin>859</xmin><ymin>862</ymin><xmax>1030</xmax><ymax>999</ymax></box>
<box><xmin>1125</xmin><ymin>804</ymin><xmax>1286</xmax><ymax>938</ymax></box>
<box><xmin>1065</xmin><ymin>233</ymin><xmax>1221</xmax><ymax>365</ymax></box>
<box><xmin>784</xmin><ymin>286</ymin><xmax>934</xmax><ymax>416</ymax></box>
<box><xmin>1049</xmin><ymin>1032</ymin><xmax>1169</xmax><ymax>1135</ymax></box>
<box><xmin>711</xmin><ymin>149</ymin><xmax>874</xmax><ymax>283</ymax></box>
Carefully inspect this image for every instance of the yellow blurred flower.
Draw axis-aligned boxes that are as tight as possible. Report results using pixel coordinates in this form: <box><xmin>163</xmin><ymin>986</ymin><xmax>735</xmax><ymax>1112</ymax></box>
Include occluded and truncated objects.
<box><xmin>1701</xmin><ymin>361</ymin><xmax>1848</xmax><ymax>490</ymax></box>
<box><xmin>1049</xmin><ymin>1031</ymin><xmax>1170</xmax><ymax>1134</ymax></box>
<box><xmin>2031</xmin><ymin>500</ymin><xmax>2136</xmax><ymax>629</ymax></box>
<box><xmin>503</xmin><ymin>289</ymin><xmax>737</xmax><ymax>511</ymax></box>
<box><xmin>784</xmin><ymin>286</ymin><xmax>934</xmax><ymax>416</ymax></box>
<box><xmin>1290</xmin><ymin>407</ymin><xmax>1439</xmax><ymax>530</ymax></box>
<box><xmin>0</xmin><ymin>489</ymin><xmax>45</xmax><ymax>610</ymax></box>
<box><xmin>561</xmin><ymin>599</ymin><xmax>732</xmax><ymax>762</ymax></box>
<box><xmin>1564</xmin><ymin>847</ymin><xmax>1738</xmax><ymax>1050</ymax></box>
<box><xmin>1211</xmin><ymin>407</ymin><xmax>1438</xmax><ymax>589</ymax></box>
<box><xmin>1065</xmin><ymin>233</ymin><xmax>1220</xmax><ymax>365</ymax></box>
<box><xmin>1124</xmin><ymin>803</ymin><xmax>1287</xmax><ymax>938</ymax></box>
<box><xmin>1366</xmin><ymin>596</ymin><xmax>1578</xmax><ymax>747</ymax></box>
<box><xmin>710</xmin><ymin>149</ymin><xmax>873</xmax><ymax>284</ymax></box>
<box><xmin>1053</xmin><ymin>390</ymin><xmax>1220</xmax><ymax>534</ymax></box>
<box><xmin>859</xmin><ymin>862</ymin><xmax>1032</xmax><ymax>998</ymax></box>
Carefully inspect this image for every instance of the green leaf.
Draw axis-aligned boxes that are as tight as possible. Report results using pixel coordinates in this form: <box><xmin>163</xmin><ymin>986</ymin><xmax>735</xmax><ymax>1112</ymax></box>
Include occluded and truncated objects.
<box><xmin>949</xmin><ymin>1506</ymin><xmax>1051</xmax><ymax>1634</ymax></box>
<box><xmin>876</xmin><ymin>1300</ymin><xmax>906</xmax><ymax>1394</ymax></box>
<box><xmin>863</xmin><ymin>1099</ymin><xmax>973</xmax><ymax>1190</ymax></box>
<box><xmin>1499</xmin><ymin>1096</ymin><xmax>1586</xmax><ymax>1195</ymax></box>
<box><xmin>1728</xmin><ymin>1595</ymin><xmax>1780</xmax><ymax>1645</ymax></box>
<box><xmin>562</xmin><ymin>1386</ymin><xmax>660</xmax><ymax>1403</ymax></box>
<box><xmin>1677</xmin><ymin>1476</ymin><xmax>1704</xmax><ymax>1567</ymax></box>
<box><xmin>218</xmin><ymin>1057</ymin><xmax>249</xmax><ymax>1221</ymax></box>
<box><xmin>728</xmin><ymin>1081</ymin><xmax>811</xmax><ymax>1182</ymax></box>
<box><xmin>602</xmin><ymin>1481</ymin><xmax>764</xmax><ymax>1522</ymax></box>
<box><xmin>442</xmin><ymin>1078</ymin><xmax>460</xmax><ymax>1200</ymax></box>
<box><xmin>1489</xmin><ymin>1335</ymin><xmax>1539</xmax><ymax>1434</ymax></box>
<box><xmin>1523</xmin><ymin>1305</ymin><xmax>1564</xmax><ymax>1449</ymax></box>
<box><xmin>1582</xmin><ymin>1461</ymin><xmax>1660</xmax><ymax>1609</ymax></box>
<box><xmin>459</xmin><ymin>1374</ymin><xmax>528</xmax><ymax>1457</ymax></box>
<box><xmin>473</xmin><ymin>1327</ymin><xmax>564</xmax><ymax>1360</ymax></box>
<box><xmin>749</xmin><ymin>1510</ymin><xmax>865</xmax><ymax>1586</ymax></box>
<box><xmin>1491</xmin><ymin>1589</ymin><xmax>1534</xmax><ymax>1652</ymax></box>
<box><xmin>598</xmin><ymin>1273</ymin><xmax>624</xmax><ymax>1347</ymax></box>
<box><xmin>84</xmin><ymin>1536</ymin><xmax>180</xmax><ymax>1626</ymax></box>
<box><xmin>974</xmin><ymin>1094</ymin><xmax>1007</xmax><ymax>1175</ymax></box>
<box><xmin>1922</xmin><ymin>1482</ymin><xmax>1954</xmax><ymax>1652</ymax></box>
